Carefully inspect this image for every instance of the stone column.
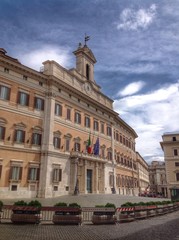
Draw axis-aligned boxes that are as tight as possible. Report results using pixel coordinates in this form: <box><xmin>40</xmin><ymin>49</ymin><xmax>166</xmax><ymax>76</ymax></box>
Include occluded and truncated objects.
<box><xmin>38</xmin><ymin>91</ymin><xmax>55</xmax><ymax>198</ymax></box>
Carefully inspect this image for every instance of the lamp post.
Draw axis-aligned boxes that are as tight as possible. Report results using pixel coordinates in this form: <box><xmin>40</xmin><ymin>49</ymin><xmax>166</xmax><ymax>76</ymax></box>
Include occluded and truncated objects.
<box><xmin>74</xmin><ymin>158</ymin><xmax>79</xmax><ymax>195</ymax></box>
<box><xmin>111</xmin><ymin>161</ymin><xmax>116</xmax><ymax>194</ymax></box>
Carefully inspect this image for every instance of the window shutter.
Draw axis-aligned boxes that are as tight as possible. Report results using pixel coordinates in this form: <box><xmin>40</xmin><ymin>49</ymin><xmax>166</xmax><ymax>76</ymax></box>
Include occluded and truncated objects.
<box><xmin>39</xmin><ymin>134</ymin><xmax>42</xmax><ymax>145</ymax></box>
<box><xmin>27</xmin><ymin>94</ymin><xmax>29</xmax><ymax>106</ymax></box>
<box><xmin>19</xmin><ymin>167</ymin><xmax>23</xmax><ymax>180</ymax></box>
<box><xmin>14</xmin><ymin>130</ymin><xmax>17</xmax><ymax>141</ymax></box>
<box><xmin>42</xmin><ymin>99</ymin><xmax>44</xmax><ymax>110</ymax></box>
<box><xmin>79</xmin><ymin>114</ymin><xmax>81</xmax><ymax>124</ymax></box>
<box><xmin>0</xmin><ymin>165</ymin><xmax>2</xmax><ymax>178</ymax></box>
<box><xmin>36</xmin><ymin>168</ymin><xmax>40</xmax><ymax>181</ymax></box>
<box><xmin>17</xmin><ymin>91</ymin><xmax>20</xmax><ymax>104</ymax></box>
<box><xmin>22</xmin><ymin>130</ymin><xmax>25</xmax><ymax>143</ymax></box>
<box><xmin>52</xmin><ymin>169</ymin><xmax>55</xmax><ymax>182</ymax></box>
<box><xmin>59</xmin><ymin>169</ymin><xmax>62</xmax><ymax>182</ymax></box>
<box><xmin>7</xmin><ymin>87</ymin><xmax>10</xmax><ymax>100</ymax></box>
<box><xmin>34</xmin><ymin>97</ymin><xmax>37</xmax><ymax>108</ymax></box>
<box><xmin>9</xmin><ymin>167</ymin><xmax>13</xmax><ymax>180</ymax></box>
<box><xmin>27</xmin><ymin>168</ymin><xmax>31</xmax><ymax>180</ymax></box>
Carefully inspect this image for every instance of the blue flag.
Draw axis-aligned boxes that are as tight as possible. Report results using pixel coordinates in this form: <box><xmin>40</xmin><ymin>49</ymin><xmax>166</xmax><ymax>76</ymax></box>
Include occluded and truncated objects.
<box><xmin>93</xmin><ymin>138</ymin><xmax>99</xmax><ymax>155</ymax></box>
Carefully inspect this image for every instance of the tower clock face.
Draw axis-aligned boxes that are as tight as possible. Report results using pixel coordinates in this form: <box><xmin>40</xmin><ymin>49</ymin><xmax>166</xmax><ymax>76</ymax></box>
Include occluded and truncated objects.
<box><xmin>84</xmin><ymin>83</ymin><xmax>92</xmax><ymax>94</ymax></box>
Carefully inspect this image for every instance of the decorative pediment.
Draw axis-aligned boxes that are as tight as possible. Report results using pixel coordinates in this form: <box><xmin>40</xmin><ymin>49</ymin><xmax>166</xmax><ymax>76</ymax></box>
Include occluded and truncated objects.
<box><xmin>14</xmin><ymin>122</ymin><xmax>26</xmax><ymax>129</ymax></box>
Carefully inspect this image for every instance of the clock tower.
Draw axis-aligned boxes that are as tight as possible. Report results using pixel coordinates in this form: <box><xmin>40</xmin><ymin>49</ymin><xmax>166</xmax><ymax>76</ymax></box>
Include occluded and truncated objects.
<box><xmin>73</xmin><ymin>42</ymin><xmax>97</xmax><ymax>83</ymax></box>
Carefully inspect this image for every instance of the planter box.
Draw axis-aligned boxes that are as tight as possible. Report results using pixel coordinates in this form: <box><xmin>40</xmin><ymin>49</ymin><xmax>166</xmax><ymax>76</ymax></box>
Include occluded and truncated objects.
<box><xmin>118</xmin><ymin>212</ymin><xmax>135</xmax><ymax>223</ymax></box>
<box><xmin>11</xmin><ymin>206</ymin><xmax>41</xmax><ymax>224</ymax></box>
<box><xmin>52</xmin><ymin>207</ymin><xmax>82</xmax><ymax>225</ymax></box>
<box><xmin>92</xmin><ymin>208</ymin><xmax>116</xmax><ymax>225</ymax></box>
<box><xmin>92</xmin><ymin>215</ymin><xmax>117</xmax><ymax>224</ymax></box>
<box><xmin>147</xmin><ymin>206</ymin><xmax>156</xmax><ymax>217</ymax></box>
<box><xmin>134</xmin><ymin>206</ymin><xmax>147</xmax><ymax>219</ymax></box>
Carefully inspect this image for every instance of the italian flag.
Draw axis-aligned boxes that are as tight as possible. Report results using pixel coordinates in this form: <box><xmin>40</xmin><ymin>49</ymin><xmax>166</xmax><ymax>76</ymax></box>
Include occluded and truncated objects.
<box><xmin>87</xmin><ymin>134</ymin><xmax>92</xmax><ymax>154</ymax></box>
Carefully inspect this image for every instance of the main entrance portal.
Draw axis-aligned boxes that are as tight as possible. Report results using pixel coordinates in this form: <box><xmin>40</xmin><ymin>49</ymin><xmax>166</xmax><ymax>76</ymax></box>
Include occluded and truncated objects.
<box><xmin>87</xmin><ymin>169</ymin><xmax>92</xmax><ymax>193</ymax></box>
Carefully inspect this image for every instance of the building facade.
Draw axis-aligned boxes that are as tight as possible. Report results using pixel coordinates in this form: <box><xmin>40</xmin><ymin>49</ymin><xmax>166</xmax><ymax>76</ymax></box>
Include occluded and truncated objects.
<box><xmin>160</xmin><ymin>132</ymin><xmax>179</xmax><ymax>198</ymax></box>
<box><xmin>148</xmin><ymin>161</ymin><xmax>167</xmax><ymax>197</ymax></box>
<box><xmin>136</xmin><ymin>152</ymin><xmax>149</xmax><ymax>195</ymax></box>
<box><xmin>0</xmin><ymin>44</ymin><xmax>140</xmax><ymax>199</ymax></box>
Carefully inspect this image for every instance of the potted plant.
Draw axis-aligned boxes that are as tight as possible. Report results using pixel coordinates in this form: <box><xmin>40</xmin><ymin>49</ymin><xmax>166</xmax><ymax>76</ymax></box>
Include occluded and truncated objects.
<box><xmin>92</xmin><ymin>203</ymin><xmax>116</xmax><ymax>225</ymax></box>
<box><xmin>52</xmin><ymin>202</ymin><xmax>82</xmax><ymax>225</ymax></box>
<box><xmin>117</xmin><ymin>202</ymin><xmax>135</xmax><ymax>223</ymax></box>
<box><xmin>11</xmin><ymin>200</ymin><xmax>42</xmax><ymax>224</ymax></box>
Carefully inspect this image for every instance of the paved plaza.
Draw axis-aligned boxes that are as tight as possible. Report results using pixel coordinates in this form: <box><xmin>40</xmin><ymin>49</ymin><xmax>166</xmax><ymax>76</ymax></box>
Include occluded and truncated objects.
<box><xmin>1</xmin><ymin>194</ymin><xmax>179</xmax><ymax>240</ymax></box>
<box><xmin>1</xmin><ymin>193</ymin><xmax>169</xmax><ymax>207</ymax></box>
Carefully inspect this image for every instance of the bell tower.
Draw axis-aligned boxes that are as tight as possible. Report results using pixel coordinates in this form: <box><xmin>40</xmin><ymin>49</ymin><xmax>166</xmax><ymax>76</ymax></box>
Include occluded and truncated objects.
<box><xmin>73</xmin><ymin>39</ymin><xmax>97</xmax><ymax>83</ymax></box>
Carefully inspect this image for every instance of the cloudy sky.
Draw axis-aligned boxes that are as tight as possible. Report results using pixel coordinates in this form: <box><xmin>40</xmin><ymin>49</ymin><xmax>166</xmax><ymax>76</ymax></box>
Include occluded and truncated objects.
<box><xmin>1</xmin><ymin>0</ymin><xmax>179</xmax><ymax>163</ymax></box>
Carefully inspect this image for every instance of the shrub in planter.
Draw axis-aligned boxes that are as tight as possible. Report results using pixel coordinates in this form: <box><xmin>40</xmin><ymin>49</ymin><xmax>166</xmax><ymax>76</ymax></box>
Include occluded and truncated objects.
<box><xmin>92</xmin><ymin>203</ymin><xmax>116</xmax><ymax>225</ymax></box>
<box><xmin>11</xmin><ymin>200</ymin><xmax>42</xmax><ymax>224</ymax></box>
<box><xmin>53</xmin><ymin>202</ymin><xmax>82</xmax><ymax>225</ymax></box>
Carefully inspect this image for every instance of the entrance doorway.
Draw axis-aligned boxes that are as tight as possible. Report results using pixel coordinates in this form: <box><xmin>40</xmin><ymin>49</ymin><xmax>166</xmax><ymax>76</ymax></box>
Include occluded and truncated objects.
<box><xmin>87</xmin><ymin>169</ymin><xmax>92</xmax><ymax>193</ymax></box>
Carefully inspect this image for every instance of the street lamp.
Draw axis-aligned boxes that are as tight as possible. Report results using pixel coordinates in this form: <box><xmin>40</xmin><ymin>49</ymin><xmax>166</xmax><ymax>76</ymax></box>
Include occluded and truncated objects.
<box><xmin>74</xmin><ymin>158</ymin><xmax>79</xmax><ymax>195</ymax></box>
<box><xmin>111</xmin><ymin>161</ymin><xmax>116</xmax><ymax>194</ymax></box>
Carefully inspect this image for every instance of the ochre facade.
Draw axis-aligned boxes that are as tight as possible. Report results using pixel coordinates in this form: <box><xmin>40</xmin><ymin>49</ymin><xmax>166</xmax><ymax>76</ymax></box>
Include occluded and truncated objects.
<box><xmin>0</xmin><ymin>44</ymin><xmax>147</xmax><ymax>199</ymax></box>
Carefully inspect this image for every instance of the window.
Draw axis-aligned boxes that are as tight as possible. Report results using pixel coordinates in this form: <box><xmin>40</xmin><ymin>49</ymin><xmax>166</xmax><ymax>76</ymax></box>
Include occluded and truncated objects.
<box><xmin>52</xmin><ymin>168</ymin><xmax>62</xmax><ymax>182</ymax></box>
<box><xmin>176</xmin><ymin>173</ymin><xmax>179</xmax><ymax>181</ymax></box>
<box><xmin>11</xmin><ymin>185</ymin><xmax>17</xmax><ymax>191</ymax></box>
<box><xmin>0</xmin><ymin>126</ymin><xmax>5</xmax><ymax>140</ymax></box>
<box><xmin>107</xmin><ymin>126</ymin><xmax>112</xmax><ymax>136</ymax></box>
<box><xmin>75</xmin><ymin>112</ymin><xmax>81</xmax><ymax>124</ymax></box>
<box><xmin>107</xmin><ymin>151</ymin><xmax>112</xmax><ymax>161</ymax></box>
<box><xmin>39</xmin><ymin>81</ymin><xmax>43</xmax><ymax>86</ymax></box>
<box><xmin>4</xmin><ymin>68</ymin><xmax>9</xmax><ymax>73</ymax></box>
<box><xmin>28</xmin><ymin>168</ymin><xmax>40</xmax><ymax>181</ymax></box>
<box><xmin>85</xmin><ymin>116</ymin><xmax>90</xmax><ymax>128</ymax></box>
<box><xmin>18</xmin><ymin>91</ymin><xmax>29</xmax><ymax>106</ymax></box>
<box><xmin>23</xmin><ymin>75</ymin><xmax>27</xmax><ymax>80</ymax></box>
<box><xmin>120</xmin><ymin>135</ymin><xmax>122</xmax><ymax>143</ymax></box>
<box><xmin>174</xmin><ymin>149</ymin><xmax>178</xmax><ymax>156</ymax></box>
<box><xmin>175</xmin><ymin>162</ymin><xmax>179</xmax><ymax>167</ymax></box>
<box><xmin>100</xmin><ymin>122</ymin><xmax>104</xmax><ymax>134</ymax></box>
<box><xmin>34</xmin><ymin>97</ymin><xmax>44</xmax><ymax>110</ymax></box>
<box><xmin>116</xmin><ymin>132</ymin><xmax>119</xmax><ymax>141</ymax></box>
<box><xmin>109</xmin><ymin>174</ymin><xmax>114</xmax><ymax>186</ymax></box>
<box><xmin>9</xmin><ymin>166</ymin><xmax>22</xmax><ymax>181</ymax></box>
<box><xmin>74</xmin><ymin>142</ymin><xmax>81</xmax><ymax>152</ymax></box>
<box><xmin>65</xmin><ymin>139</ymin><xmax>70</xmax><ymax>151</ymax></box>
<box><xmin>94</xmin><ymin>120</ymin><xmax>99</xmax><ymax>131</ymax></box>
<box><xmin>32</xmin><ymin>133</ymin><xmax>42</xmax><ymax>145</ymax></box>
<box><xmin>53</xmin><ymin>137</ymin><xmax>61</xmax><ymax>149</ymax></box>
<box><xmin>14</xmin><ymin>130</ymin><xmax>25</xmax><ymax>143</ymax></box>
<box><xmin>86</xmin><ymin>64</ymin><xmax>90</xmax><ymax>80</ymax></box>
<box><xmin>0</xmin><ymin>85</ymin><xmax>10</xmax><ymax>100</ymax></box>
<box><xmin>173</xmin><ymin>137</ymin><xmax>176</xmax><ymax>141</ymax></box>
<box><xmin>55</xmin><ymin>103</ymin><xmax>62</xmax><ymax>116</ymax></box>
<box><xmin>66</xmin><ymin>108</ymin><xmax>71</xmax><ymax>120</ymax></box>
<box><xmin>101</xmin><ymin>148</ymin><xmax>105</xmax><ymax>158</ymax></box>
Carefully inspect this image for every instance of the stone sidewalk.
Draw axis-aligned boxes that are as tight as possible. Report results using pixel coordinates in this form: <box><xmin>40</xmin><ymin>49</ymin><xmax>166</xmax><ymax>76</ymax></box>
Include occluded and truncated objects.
<box><xmin>0</xmin><ymin>211</ymin><xmax>179</xmax><ymax>240</ymax></box>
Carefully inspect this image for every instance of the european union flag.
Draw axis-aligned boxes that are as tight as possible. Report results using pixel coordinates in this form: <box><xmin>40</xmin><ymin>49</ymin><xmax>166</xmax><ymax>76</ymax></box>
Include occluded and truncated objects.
<box><xmin>93</xmin><ymin>138</ymin><xmax>99</xmax><ymax>155</ymax></box>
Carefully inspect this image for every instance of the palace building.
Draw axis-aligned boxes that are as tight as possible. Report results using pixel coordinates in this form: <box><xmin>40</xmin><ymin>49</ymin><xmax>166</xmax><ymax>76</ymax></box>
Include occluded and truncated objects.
<box><xmin>0</xmin><ymin>43</ymin><xmax>145</xmax><ymax>199</ymax></box>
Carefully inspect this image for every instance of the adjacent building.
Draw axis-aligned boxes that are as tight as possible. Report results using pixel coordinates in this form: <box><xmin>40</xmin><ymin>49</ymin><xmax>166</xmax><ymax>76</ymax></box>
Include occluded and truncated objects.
<box><xmin>148</xmin><ymin>161</ymin><xmax>167</xmax><ymax>197</ymax></box>
<box><xmin>160</xmin><ymin>132</ymin><xmax>179</xmax><ymax>198</ymax></box>
<box><xmin>136</xmin><ymin>152</ymin><xmax>149</xmax><ymax>195</ymax></box>
<box><xmin>0</xmin><ymin>43</ymin><xmax>145</xmax><ymax>199</ymax></box>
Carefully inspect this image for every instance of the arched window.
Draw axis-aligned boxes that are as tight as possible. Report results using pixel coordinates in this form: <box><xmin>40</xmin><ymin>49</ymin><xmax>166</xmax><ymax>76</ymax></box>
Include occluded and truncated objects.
<box><xmin>86</xmin><ymin>64</ymin><xmax>90</xmax><ymax>80</ymax></box>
